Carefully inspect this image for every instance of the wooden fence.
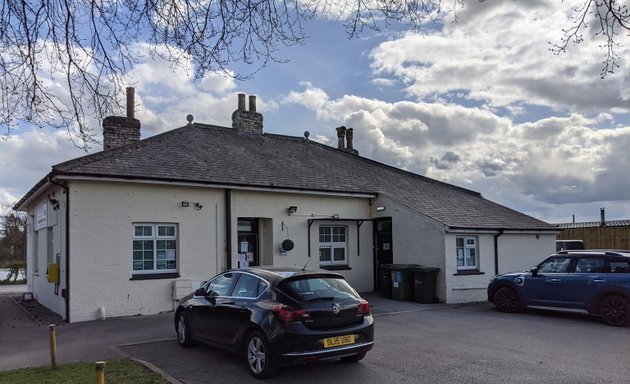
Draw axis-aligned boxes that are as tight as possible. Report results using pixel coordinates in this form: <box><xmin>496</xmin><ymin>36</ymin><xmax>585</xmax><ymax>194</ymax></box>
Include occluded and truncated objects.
<box><xmin>557</xmin><ymin>226</ymin><xmax>630</xmax><ymax>250</ymax></box>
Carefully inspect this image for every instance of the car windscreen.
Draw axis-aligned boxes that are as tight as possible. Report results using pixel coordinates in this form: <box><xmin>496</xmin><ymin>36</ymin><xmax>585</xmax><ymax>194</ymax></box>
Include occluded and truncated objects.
<box><xmin>279</xmin><ymin>276</ymin><xmax>359</xmax><ymax>302</ymax></box>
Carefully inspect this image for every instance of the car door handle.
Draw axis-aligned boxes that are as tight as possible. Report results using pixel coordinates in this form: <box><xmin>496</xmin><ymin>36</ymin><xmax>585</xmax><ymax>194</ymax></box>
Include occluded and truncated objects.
<box><xmin>592</xmin><ymin>279</ymin><xmax>605</xmax><ymax>283</ymax></box>
<box><xmin>549</xmin><ymin>278</ymin><xmax>561</xmax><ymax>283</ymax></box>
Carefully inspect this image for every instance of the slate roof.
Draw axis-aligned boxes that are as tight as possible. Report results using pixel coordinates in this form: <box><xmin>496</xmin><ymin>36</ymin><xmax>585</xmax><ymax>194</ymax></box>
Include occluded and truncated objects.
<box><xmin>23</xmin><ymin>123</ymin><xmax>556</xmax><ymax>230</ymax></box>
<box><xmin>558</xmin><ymin>220</ymin><xmax>630</xmax><ymax>229</ymax></box>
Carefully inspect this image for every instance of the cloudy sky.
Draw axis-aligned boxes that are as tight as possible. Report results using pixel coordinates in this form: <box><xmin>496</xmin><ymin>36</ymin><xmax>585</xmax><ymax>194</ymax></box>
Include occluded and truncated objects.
<box><xmin>2</xmin><ymin>0</ymin><xmax>629</xmax><ymax>224</ymax></box>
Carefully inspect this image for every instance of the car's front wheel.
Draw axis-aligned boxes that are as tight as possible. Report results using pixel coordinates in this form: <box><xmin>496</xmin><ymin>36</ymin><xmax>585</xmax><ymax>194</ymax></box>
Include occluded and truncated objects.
<box><xmin>599</xmin><ymin>295</ymin><xmax>629</xmax><ymax>327</ymax></box>
<box><xmin>176</xmin><ymin>312</ymin><xmax>194</xmax><ymax>347</ymax></box>
<box><xmin>493</xmin><ymin>287</ymin><xmax>523</xmax><ymax>313</ymax></box>
<box><xmin>246</xmin><ymin>331</ymin><xmax>278</xmax><ymax>379</ymax></box>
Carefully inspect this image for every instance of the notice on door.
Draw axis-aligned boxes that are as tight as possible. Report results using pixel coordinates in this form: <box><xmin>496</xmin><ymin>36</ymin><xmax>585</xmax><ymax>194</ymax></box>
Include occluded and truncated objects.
<box><xmin>240</xmin><ymin>241</ymin><xmax>248</xmax><ymax>253</ymax></box>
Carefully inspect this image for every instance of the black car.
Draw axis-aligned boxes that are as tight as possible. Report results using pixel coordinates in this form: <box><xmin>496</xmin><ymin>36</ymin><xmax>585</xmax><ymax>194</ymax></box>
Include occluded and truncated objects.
<box><xmin>174</xmin><ymin>267</ymin><xmax>374</xmax><ymax>378</ymax></box>
<box><xmin>488</xmin><ymin>250</ymin><xmax>630</xmax><ymax>326</ymax></box>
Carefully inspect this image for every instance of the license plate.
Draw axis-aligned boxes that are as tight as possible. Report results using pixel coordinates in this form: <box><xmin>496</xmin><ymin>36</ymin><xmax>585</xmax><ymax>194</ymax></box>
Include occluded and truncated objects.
<box><xmin>323</xmin><ymin>335</ymin><xmax>355</xmax><ymax>348</ymax></box>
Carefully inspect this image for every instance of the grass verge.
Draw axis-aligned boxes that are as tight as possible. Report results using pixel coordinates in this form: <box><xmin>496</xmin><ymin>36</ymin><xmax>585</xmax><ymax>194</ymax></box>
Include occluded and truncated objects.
<box><xmin>0</xmin><ymin>358</ymin><xmax>171</xmax><ymax>384</ymax></box>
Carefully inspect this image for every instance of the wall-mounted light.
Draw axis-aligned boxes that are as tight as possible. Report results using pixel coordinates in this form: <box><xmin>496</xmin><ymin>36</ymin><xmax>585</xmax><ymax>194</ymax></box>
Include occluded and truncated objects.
<box><xmin>332</xmin><ymin>213</ymin><xmax>340</xmax><ymax>218</ymax></box>
<box><xmin>376</xmin><ymin>206</ymin><xmax>386</xmax><ymax>212</ymax></box>
<box><xmin>181</xmin><ymin>201</ymin><xmax>190</xmax><ymax>208</ymax></box>
<box><xmin>194</xmin><ymin>202</ymin><xmax>203</xmax><ymax>211</ymax></box>
<box><xmin>287</xmin><ymin>206</ymin><xmax>298</xmax><ymax>215</ymax></box>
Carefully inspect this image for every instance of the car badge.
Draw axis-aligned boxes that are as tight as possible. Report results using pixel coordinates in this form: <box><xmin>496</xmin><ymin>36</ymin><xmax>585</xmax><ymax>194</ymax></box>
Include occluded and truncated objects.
<box><xmin>332</xmin><ymin>303</ymin><xmax>341</xmax><ymax>314</ymax></box>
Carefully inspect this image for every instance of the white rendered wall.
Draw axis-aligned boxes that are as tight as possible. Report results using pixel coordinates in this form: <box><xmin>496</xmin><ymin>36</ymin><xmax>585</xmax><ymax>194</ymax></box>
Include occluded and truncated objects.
<box><xmin>26</xmin><ymin>187</ymin><xmax>67</xmax><ymax>318</ymax></box>
<box><xmin>68</xmin><ymin>181</ymin><xmax>225</xmax><ymax>322</ymax></box>
<box><xmin>230</xmin><ymin>191</ymin><xmax>374</xmax><ymax>293</ymax></box>
<box><xmin>372</xmin><ymin>196</ymin><xmax>447</xmax><ymax>301</ymax></box>
<box><xmin>497</xmin><ymin>233</ymin><xmax>556</xmax><ymax>273</ymax></box>
<box><xmin>444</xmin><ymin>231</ymin><xmax>557</xmax><ymax>303</ymax></box>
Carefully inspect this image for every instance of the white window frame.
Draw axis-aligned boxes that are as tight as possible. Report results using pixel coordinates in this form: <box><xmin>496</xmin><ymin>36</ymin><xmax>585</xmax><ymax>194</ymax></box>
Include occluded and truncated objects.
<box><xmin>456</xmin><ymin>236</ymin><xmax>478</xmax><ymax>270</ymax></box>
<box><xmin>318</xmin><ymin>225</ymin><xmax>347</xmax><ymax>266</ymax></box>
<box><xmin>132</xmin><ymin>223</ymin><xmax>178</xmax><ymax>274</ymax></box>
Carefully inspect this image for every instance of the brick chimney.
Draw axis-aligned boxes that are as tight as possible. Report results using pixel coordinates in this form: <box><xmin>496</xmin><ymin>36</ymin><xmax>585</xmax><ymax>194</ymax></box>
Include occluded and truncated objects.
<box><xmin>232</xmin><ymin>93</ymin><xmax>263</xmax><ymax>134</ymax></box>
<box><xmin>103</xmin><ymin>87</ymin><xmax>141</xmax><ymax>150</ymax></box>
<box><xmin>335</xmin><ymin>126</ymin><xmax>358</xmax><ymax>155</ymax></box>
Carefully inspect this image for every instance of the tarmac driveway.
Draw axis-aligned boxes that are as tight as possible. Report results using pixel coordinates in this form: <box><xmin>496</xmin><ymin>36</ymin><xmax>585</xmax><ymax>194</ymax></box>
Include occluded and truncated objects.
<box><xmin>2</xmin><ymin>292</ymin><xmax>630</xmax><ymax>383</ymax></box>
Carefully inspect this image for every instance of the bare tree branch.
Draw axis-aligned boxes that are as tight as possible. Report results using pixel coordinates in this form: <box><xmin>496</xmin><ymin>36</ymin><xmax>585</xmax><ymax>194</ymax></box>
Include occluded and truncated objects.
<box><xmin>1</xmin><ymin>0</ymin><xmax>628</xmax><ymax>148</ymax></box>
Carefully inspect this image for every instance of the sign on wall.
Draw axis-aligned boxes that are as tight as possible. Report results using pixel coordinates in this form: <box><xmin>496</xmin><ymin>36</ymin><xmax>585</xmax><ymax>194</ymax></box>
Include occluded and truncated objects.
<box><xmin>35</xmin><ymin>201</ymin><xmax>47</xmax><ymax>231</ymax></box>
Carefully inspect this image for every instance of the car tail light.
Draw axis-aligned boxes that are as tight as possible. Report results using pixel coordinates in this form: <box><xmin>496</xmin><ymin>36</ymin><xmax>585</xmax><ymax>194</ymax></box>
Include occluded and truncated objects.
<box><xmin>358</xmin><ymin>300</ymin><xmax>371</xmax><ymax>315</ymax></box>
<box><xmin>272</xmin><ymin>305</ymin><xmax>309</xmax><ymax>324</ymax></box>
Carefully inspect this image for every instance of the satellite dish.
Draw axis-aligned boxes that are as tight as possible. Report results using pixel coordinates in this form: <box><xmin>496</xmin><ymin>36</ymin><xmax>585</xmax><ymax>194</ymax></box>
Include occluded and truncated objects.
<box><xmin>281</xmin><ymin>239</ymin><xmax>295</xmax><ymax>251</ymax></box>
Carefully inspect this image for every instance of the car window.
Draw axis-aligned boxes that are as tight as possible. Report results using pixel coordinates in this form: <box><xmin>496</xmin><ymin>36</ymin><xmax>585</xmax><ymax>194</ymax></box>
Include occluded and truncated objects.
<box><xmin>575</xmin><ymin>258</ymin><xmax>605</xmax><ymax>273</ymax></box>
<box><xmin>232</xmin><ymin>273</ymin><xmax>264</xmax><ymax>298</ymax></box>
<box><xmin>538</xmin><ymin>257</ymin><xmax>573</xmax><ymax>273</ymax></box>
<box><xmin>281</xmin><ymin>276</ymin><xmax>358</xmax><ymax>302</ymax></box>
<box><xmin>608</xmin><ymin>261</ymin><xmax>630</xmax><ymax>273</ymax></box>
<box><xmin>205</xmin><ymin>273</ymin><xmax>235</xmax><ymax>297</ymax></box>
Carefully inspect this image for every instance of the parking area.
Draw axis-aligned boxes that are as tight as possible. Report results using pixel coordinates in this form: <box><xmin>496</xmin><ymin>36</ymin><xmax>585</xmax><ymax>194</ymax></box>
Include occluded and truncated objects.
<box><xmin>2</xmin><ymin>292</ymin><xmax>630</xmax><ymax>383</ymax></box>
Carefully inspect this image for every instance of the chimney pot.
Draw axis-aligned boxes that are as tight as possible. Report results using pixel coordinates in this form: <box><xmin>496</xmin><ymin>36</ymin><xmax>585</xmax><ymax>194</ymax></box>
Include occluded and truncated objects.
<box><xmin>346</xmin><ymin>128</ymin><xmax>354</xmax><ymax>150</ymax></box>
<box><xmin>126</xmin><ymin>87</ymin><xmax>135</xmax><ymax>119</ymax></box>
<box><xmin>600</xmin><ymin>207</ymin><xmax>606</xmax><ymax>226</ymax></box>
<box><xmin>336</xmin><ymin>126</ymin><xmax>346</xmax><ymax>149</ymax></box>
<box><xmin>238</xmin><ymin>93</ymin><xmax>246</xmax><ymax>110</ymax></box>
<box><xmin>249</xmin><ymin>95</ymin><xmax>257</xmax><ymax>112</ymax></box>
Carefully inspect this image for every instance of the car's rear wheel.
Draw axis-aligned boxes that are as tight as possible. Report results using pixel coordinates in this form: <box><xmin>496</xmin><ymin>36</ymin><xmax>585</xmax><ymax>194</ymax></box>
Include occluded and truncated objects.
<box><xmin>599</xmin><ymin>295</ymin><xmax>630</xmax><ymax>327</ymax></box>
<box><xmin>493</xmin><ymin>287</ymin><xmax>523</xmax><ymax>313</ymax></box>
<box><xmin>246</xmin><ymin>331</ymin><xmax>278</xmax><ymax>379</ymax></box>
<box><xmin>176</xmin><ymin>312</ymin><xmax>194</xmax><ymax>347</ymax></box>
<box><xmin>340</xmin><ymin>352</ymin><xmax>366</xmax><ymax>363</ymax></box>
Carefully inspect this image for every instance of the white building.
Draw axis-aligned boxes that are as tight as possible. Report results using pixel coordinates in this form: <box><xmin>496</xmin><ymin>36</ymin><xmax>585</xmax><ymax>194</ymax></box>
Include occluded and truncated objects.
<box><xmin>15</xmin><ymin>91</ymin><xmax>558</xmax><ymax>322</ymax></box>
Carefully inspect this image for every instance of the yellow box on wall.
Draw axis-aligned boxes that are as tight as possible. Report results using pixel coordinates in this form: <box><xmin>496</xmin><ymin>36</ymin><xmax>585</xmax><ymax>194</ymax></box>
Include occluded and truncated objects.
<box><xmin>47</xmin><ymin>263</ymin><xmax>59</xmax><ymax>283</ymax></box>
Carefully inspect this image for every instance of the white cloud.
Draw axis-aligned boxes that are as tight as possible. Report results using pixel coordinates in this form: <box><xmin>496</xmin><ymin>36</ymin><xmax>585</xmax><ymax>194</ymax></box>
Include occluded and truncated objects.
<box><xmin>0</xmin><ymin>129</ymin><xmax>87</xmax><ymax>213</ymax></box>
<box><xmin>368</xmin><ymin>0</ymin><xmax>630</xmax><ymax>115</ymax></box>
<box><xmin>282</xmin><ymin>84</ymin><xmax>630</xmax><ymax>222</ymax></box>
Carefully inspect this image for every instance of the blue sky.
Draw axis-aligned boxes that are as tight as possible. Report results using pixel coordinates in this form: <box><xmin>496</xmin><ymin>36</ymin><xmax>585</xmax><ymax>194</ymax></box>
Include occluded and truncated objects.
<box><xmin>1</xmin><ymin>0</ymin><xmax>629</xmax><ymax>224</ymax></box>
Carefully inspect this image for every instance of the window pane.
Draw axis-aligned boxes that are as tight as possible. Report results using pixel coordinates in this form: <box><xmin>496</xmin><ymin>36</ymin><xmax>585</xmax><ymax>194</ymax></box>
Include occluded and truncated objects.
<box><xmin>319</xmin><ymin>226</ymin><xmax>331</xmax><ymax>242</ymax></box>
<box><xmin>538</xmin><ymin>257</ymin><xmax>572</xmax><ymax>273</ymax></box>
<box><xmin>319</xmin><ymin>247</ymin><xmax>331</xmax><ymax>262</ymax></box>
<box><xmin>233</xmin><ymin>274</ymin><xmax>260</xmax><ymax>298</ymax></box>
<box><xmin>135</xmin><ymin>225</ymin><xmax>152</xmax><ymax>237</ymax></box>
<box><xmin>158</xmin><ymin>225</ymin><xmax>175</xmax><ymax>237</ymax></box>
<box><xmin>332</xmin><ymin>227</ymin><xmax>346</xmax><ymax>242</ymax></box>
<box><xmin>456</xmin><ymin>238</ymin><xmax>464</xmax><ymax>247</ymax></box>
<box><xmin>333</xmin><ymin>248</ymin><xmax>345</xmax><ymax>261</ymax></box>
<box><xmin>206</xmin><ymin>273</ymin><xmax>235</xmax><ymax>296</ymax></box>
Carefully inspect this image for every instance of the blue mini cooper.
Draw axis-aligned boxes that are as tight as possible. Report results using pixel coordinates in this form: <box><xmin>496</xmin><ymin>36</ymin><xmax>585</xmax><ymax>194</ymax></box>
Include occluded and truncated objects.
<box><xmin>487</xmin><ymin>250</ymin><xmax>630</xmax><ymax>326</ymax></box>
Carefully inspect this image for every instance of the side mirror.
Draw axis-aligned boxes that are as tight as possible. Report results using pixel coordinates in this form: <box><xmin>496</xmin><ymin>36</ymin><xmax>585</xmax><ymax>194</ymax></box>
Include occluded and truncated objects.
<box><xmin>530</xmin><ymin>266</ymin><xmax>539</xmax><ymax>277</ymax></box>
<box><xmin>194</xmin><ymin>287</ymin><xmax>205</xmax><ymax>296</ymax></box>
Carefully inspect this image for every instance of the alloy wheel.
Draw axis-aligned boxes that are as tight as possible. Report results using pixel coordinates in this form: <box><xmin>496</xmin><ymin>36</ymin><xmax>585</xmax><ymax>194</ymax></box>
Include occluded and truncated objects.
<box><xmin>248</xmin><ymin>336</ymin><xmax>266</xmax><ymax>374</ymax></box>
<box><xmin>600</xmin><ymin>295</ymin><xmax>629</xmax><ymax>327</ymax></box>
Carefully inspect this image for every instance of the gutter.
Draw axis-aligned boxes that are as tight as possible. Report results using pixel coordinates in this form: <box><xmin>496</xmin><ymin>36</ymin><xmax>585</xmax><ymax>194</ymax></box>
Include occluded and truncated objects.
<box><xmin>225</xmin><ymin>189</ymin><xmax>232</xmax><ymax>270</ymax></box>
<box><xmin>48</xmin><ymin>177</ymin><xmax>70</xmax><ymax>323</ymax></box>
<box><xmin>493</xmin><ymin>229</ymin><xmax>504</xmax><ymax>276</ymax></box>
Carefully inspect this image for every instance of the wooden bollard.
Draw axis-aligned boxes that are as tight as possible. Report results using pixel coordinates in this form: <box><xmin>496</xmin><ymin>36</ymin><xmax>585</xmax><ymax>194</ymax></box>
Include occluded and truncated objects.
<box><xmin>96</xmin><ymin>361</ymin><xmax>106</xmax><ymax>384</ymax></box>
<box><xmin>49</xmin><ymin>324</ymin><xmax>57</xmax><ymax>369</ymax></box>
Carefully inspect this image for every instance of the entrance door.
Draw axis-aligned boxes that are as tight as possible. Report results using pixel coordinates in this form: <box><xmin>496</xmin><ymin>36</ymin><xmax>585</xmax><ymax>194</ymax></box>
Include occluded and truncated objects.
<box><xmin>237</xmin><ymin>218</ymin><xmax>259</xmax><ymax>267</ymax></box>
<box><xmin>373</xmin><ymin>218</ymin><xmax>393</xmax><ymax>290</ymax></box>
